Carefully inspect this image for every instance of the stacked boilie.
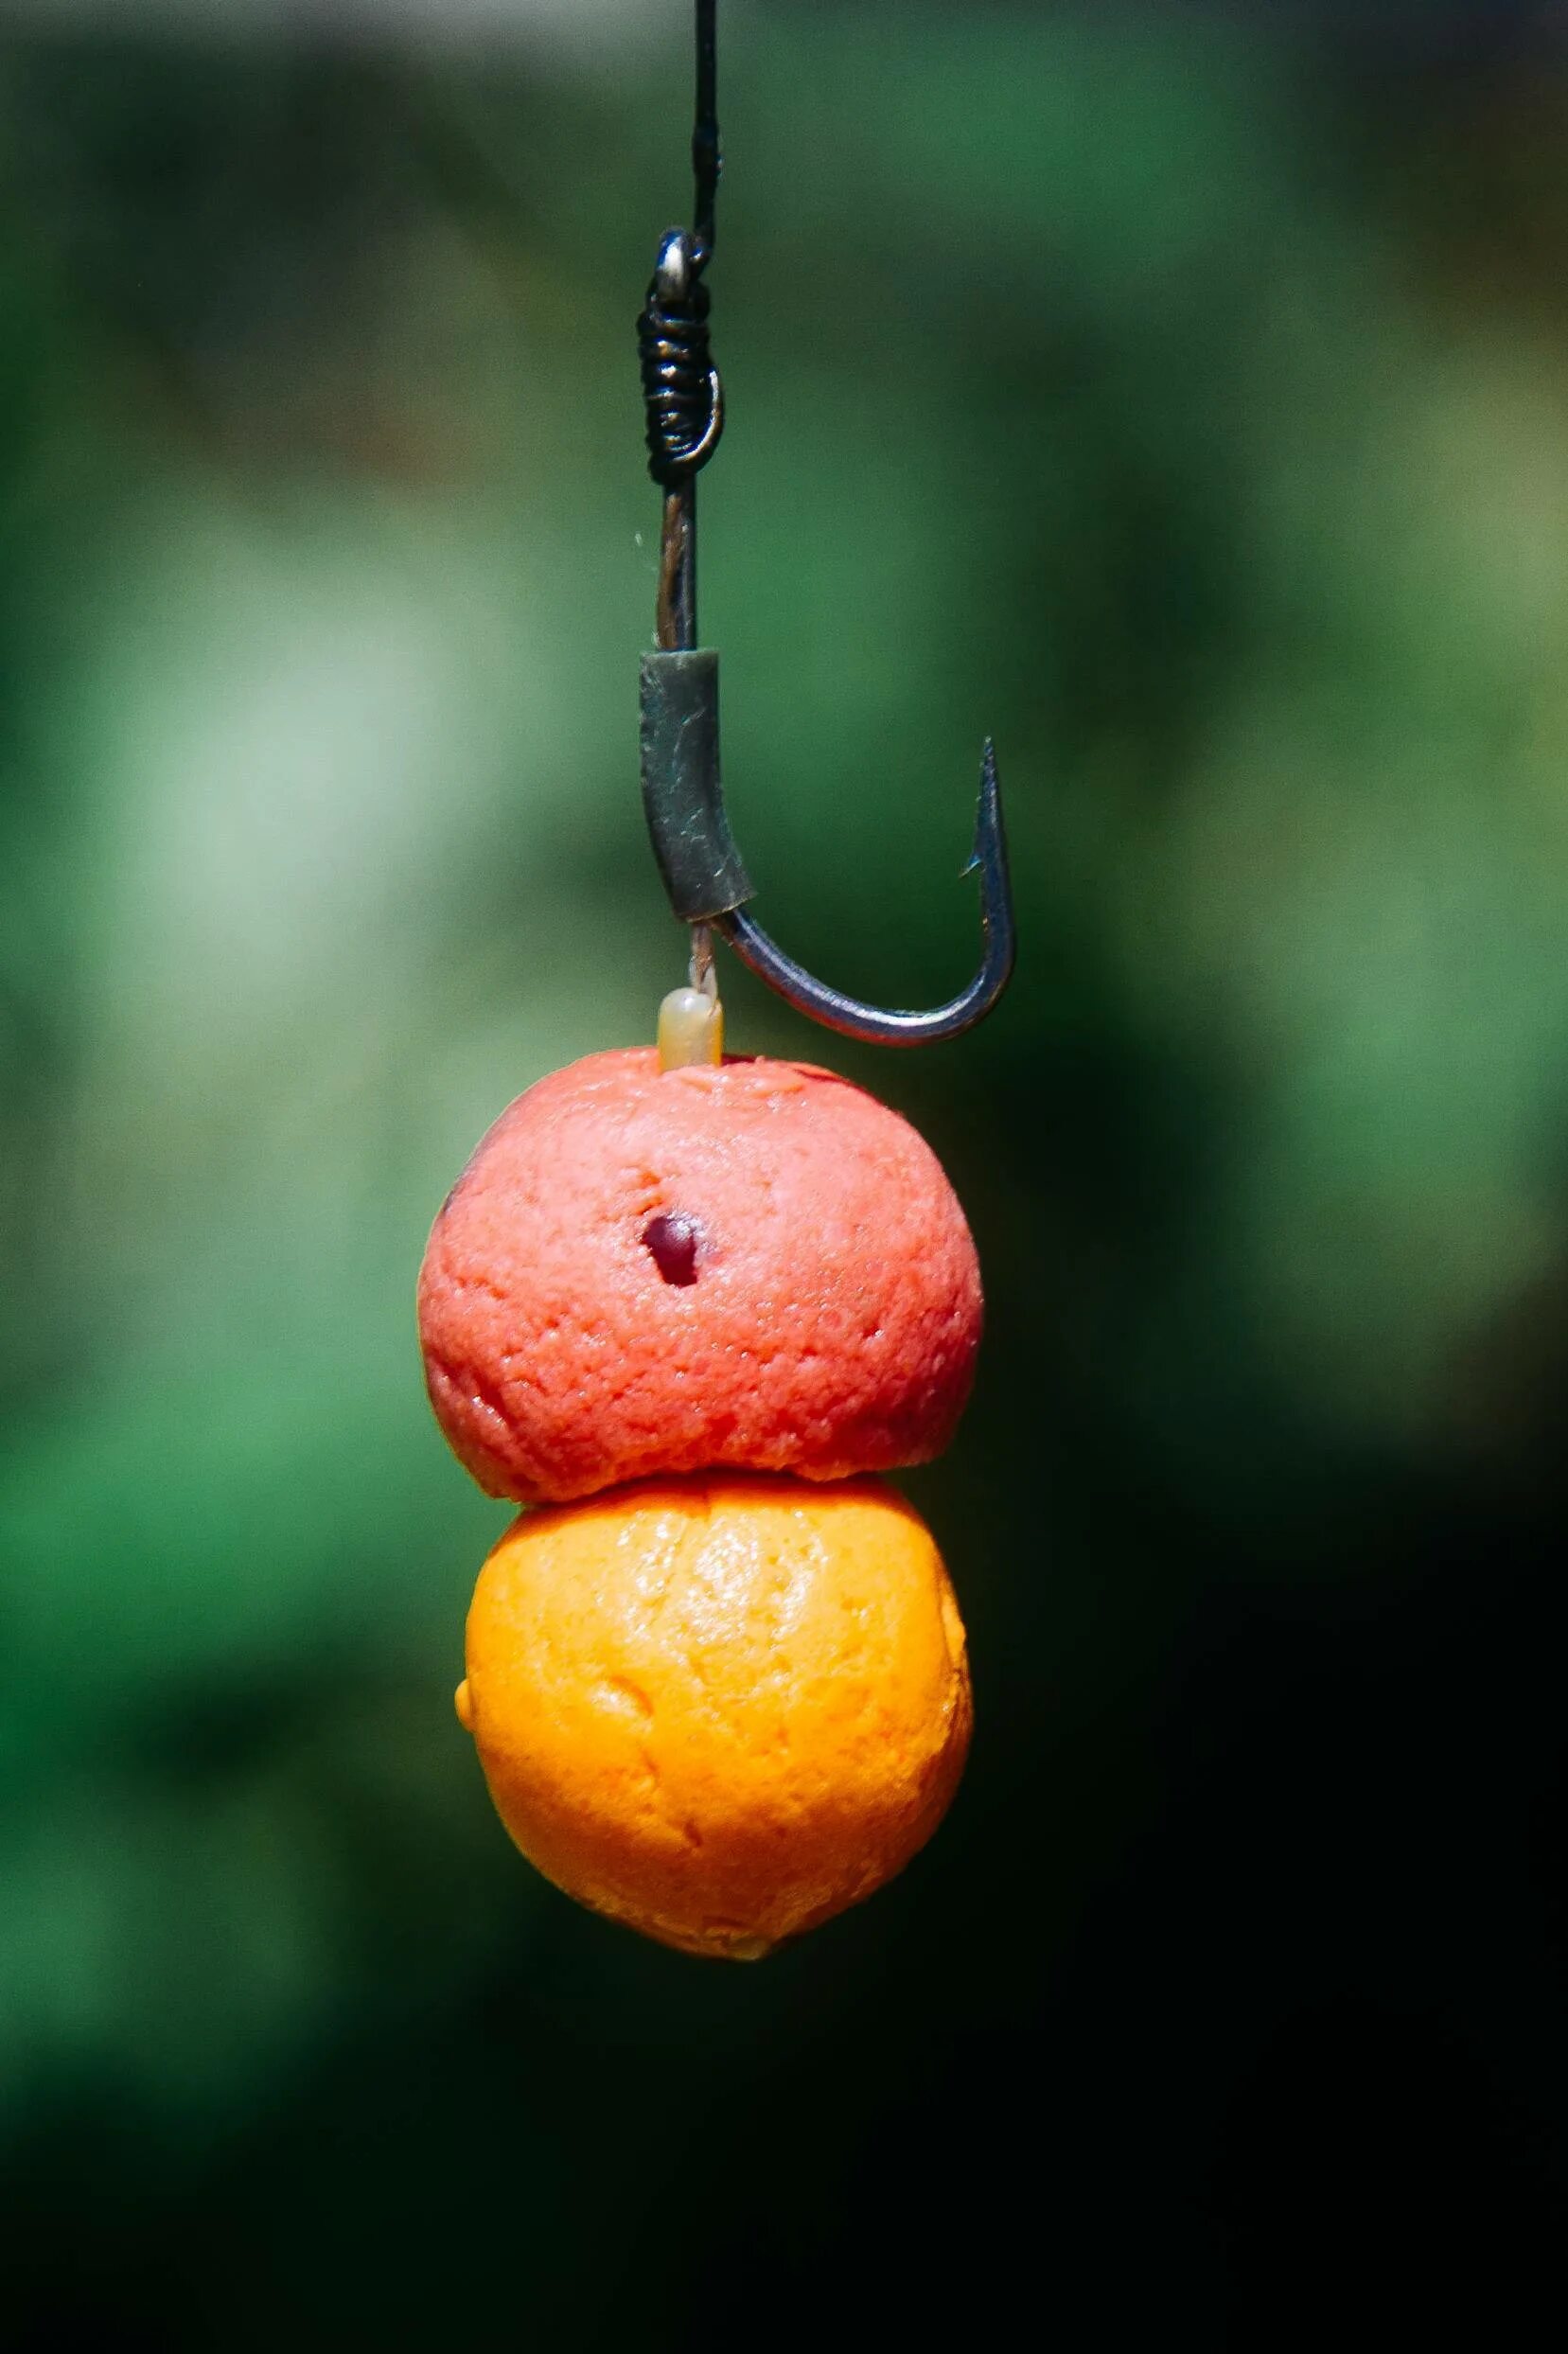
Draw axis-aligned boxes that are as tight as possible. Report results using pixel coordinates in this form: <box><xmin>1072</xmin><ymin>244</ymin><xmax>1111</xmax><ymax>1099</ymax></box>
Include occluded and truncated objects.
<box><xmin>419</xmin><ymin>1049</ymin><xmax>981</xmax><ymax>1958</ymax></box>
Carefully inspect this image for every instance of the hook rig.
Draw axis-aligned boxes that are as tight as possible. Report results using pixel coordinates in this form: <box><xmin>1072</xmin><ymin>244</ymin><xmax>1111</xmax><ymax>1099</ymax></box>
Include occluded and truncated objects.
<box><xmin>635</xmin><ymin>0</ymin><xmax>1015</xmax><ymax>1047</ymax></box>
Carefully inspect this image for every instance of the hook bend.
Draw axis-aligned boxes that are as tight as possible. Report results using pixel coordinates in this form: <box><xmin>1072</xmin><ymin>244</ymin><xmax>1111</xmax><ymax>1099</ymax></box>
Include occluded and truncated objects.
<box><xmin>640</xmin><ymin>649</ymin><xmax>1012</xmax><ymax>1045</ymax></box>
<box><xmin>712</xmin><ymin>743</ymin><xmax>1013</xmax><ymax>1045</ymax></box>
<box><xmin>639</xmin><ymin>641</ymin><xmax>1014</xmax><ymax>1045</ymax></box>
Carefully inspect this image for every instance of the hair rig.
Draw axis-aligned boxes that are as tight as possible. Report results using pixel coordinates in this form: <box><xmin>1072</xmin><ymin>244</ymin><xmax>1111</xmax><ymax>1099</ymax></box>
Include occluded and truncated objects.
<box><xmin>635</xmin><ymin>0</ymin><xmax>1016</xmax><ymax>1056</ymax></box>
<box><xmin>424</xmin><ymin>0</ymin><xmax>1018</xmax><ymax>1956</ymax></box>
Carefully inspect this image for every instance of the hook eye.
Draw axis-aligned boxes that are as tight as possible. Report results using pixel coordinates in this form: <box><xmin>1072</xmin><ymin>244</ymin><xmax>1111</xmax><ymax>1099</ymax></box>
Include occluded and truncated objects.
<box><xmin>655</xmin><ymin>229</ymin><xmax>694</xmax><ymax>303</ymax></box>
<box><xmin>641</xmin><ymin>231</ymin><xmax>725</xmax><ymax>484</ymax></box>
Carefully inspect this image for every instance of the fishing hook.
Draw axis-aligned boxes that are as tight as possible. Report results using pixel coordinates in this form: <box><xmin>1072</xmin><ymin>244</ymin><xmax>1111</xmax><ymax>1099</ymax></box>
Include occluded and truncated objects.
<box><xmin>635</xmin><ymin>0</ymin><xmax>1015</xmax><ymax>1046</ymax></box>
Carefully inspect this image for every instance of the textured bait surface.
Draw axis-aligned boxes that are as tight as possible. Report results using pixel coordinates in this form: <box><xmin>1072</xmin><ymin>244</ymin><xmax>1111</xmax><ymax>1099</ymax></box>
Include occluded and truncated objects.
<box><xmin>458</xmin><ymin>1473</ymin><xmax>972</xmax><ymax>1957</ymax></box>
<box><xmin>419</xmin><ymin>1049</ymin><xmax>981</xmax><ymax>1503</ymax></box>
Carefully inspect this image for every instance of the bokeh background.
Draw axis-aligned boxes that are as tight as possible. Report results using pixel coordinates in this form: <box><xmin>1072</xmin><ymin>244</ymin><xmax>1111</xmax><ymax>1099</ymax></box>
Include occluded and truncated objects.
<box><xmin>5</xmin><ymin>0</ymin><xmax>1568</xmax><ymax>2340</ymax></box>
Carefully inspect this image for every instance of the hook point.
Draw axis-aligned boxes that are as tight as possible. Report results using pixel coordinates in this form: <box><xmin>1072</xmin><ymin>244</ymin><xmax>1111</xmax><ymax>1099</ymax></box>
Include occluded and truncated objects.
<box><xmin>964</xmin><ymin>737</ymin><xmax>1001</xmax><ymax>876</ymax></box>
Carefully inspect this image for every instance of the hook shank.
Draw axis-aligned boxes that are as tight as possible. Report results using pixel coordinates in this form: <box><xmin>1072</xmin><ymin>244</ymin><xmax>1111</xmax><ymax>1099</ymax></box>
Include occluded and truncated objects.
<box><xmin>640</xmin><ymin>649</ymin><xmax>752</xmax><ymax>916</ymax></box>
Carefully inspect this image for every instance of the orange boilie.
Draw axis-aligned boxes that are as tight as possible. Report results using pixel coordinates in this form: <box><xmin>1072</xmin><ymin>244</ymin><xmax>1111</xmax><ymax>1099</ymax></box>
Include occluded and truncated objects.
<box><xmin>457</xmin><ymin>1475</ymin><xmax>971</xmax><ymax>1957</ymax></box>
<box><xmin>419</xmin><ymin>1050</ymin><xmax>981</xmax><ymax>1505</ymax></box>
<box><xmin>425</xmin><ymin>1047</ymin><xmax>982</xmax><ymax>1955</ymax></box>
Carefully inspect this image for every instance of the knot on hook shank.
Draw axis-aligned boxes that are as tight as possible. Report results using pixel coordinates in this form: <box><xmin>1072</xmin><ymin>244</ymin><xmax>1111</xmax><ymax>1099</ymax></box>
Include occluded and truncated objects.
<box><xmin>638</xmin><ymin>232</ymin><xmax>724</xmax><ymax>485</ymax></box>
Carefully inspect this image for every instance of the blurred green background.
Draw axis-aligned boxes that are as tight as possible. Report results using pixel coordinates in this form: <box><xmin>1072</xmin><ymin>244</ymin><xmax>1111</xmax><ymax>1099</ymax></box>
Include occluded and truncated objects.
<box><xmin>5</xmin><ymin>0</ymin><xmax>1568</xmax><ymax>2341</ymax></box>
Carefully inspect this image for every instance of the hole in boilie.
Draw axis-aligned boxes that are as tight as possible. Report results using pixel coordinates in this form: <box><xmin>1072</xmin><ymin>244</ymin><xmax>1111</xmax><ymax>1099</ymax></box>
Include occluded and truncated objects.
<box><xmin>642</xmin><ymin>1211</ymin><xmax>704</xmax><ymax>1286</ymax></box>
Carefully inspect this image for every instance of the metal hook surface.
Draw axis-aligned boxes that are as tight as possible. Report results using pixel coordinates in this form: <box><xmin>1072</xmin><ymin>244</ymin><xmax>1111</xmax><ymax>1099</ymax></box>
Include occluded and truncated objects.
<box><xmin>714</xmin><ymin>744</ymin><xmax>1014</xmax><ymax>1046</ymax></box>
<box><xmin>635</xmin><ymin>1</ymin><xmax>1016</xmax><ymax>1047</ymax></box>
